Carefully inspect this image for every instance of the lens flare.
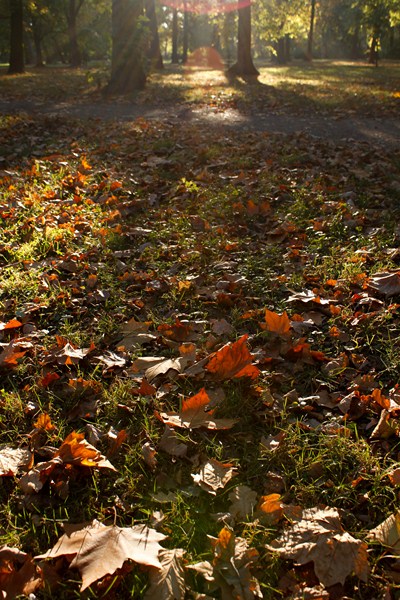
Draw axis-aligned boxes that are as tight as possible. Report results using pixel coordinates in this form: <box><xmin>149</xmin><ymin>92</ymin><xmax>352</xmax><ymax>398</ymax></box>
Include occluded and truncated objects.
<box><xmin>161</xmin><ymin>0</ymin><xmax>251</xmax><ymax>14</ymax></box>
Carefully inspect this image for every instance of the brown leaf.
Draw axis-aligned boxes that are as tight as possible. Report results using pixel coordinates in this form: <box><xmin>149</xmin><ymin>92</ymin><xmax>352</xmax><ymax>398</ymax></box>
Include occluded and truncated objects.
<box><xmin>261</xmin><ymin>310</ymin><xmax>291</xmax><ymax>335</ymax></box>
<box><xmin>268</xmin><ymin>507</ymin><xmax>369</xmax><ymax>587</ymax></box>
<box><xmin>156</xmin><ymin>388</ymin><xmax>237</xmax><ymax>430</ymax></box>
<box><xmin>228</xmin><ymin>486</ymin><xmax>258</xmax><ymax>520</ymax></box>
<box><xmin>145</xmin><ymin>548</ymin><xmax>186</xmax><ymax>600</ymax></box>
<box><xmin>35</xmin><ymin>520</ymin><xmax>166</xmax><ymax>591</ymax></box>
<box><xmin>33</xmin><ymin>413</ymin><xmax>55</xmax><ymax>432</ymax></box>
<box><xmin>189</xmin><ymin>527</ymin><xmax>262</xmax><ymax>599</ymax></box>
<box><xmin>56</xmin><ymin>432</ymin><xmax>116</xmax><ymax>470</ymax></box>
<box><xmin>256</xmin><ymin>494</ymin><xmax>284</xmax><ymax>524</ymax></box>
<box><xmin>367</xmin><ymin>511</ymin><xmax>400</xmax><ymax>554</ymax></box>
<box><xmin>0</xmin><ymin>447</ymin><xmax>32</xmax><ymax>476</ymax></box>
<box><xmin>205</xmin><ymin>335</ymin><xmax>260</xmax><ymax>381</ymax></box>
<box><xmin>192</xmin><ymin>459</ymin><xmax>237</xmax><ymax>494</ymax></box>
<box><xmin>0</xmin><ymin>550</ymin><xmax>41</xmax><ymax>600</ymax></box>
<box><xmin>368</xmin><ymin>271</ymin><xmax>400</xmax><ymax>297</ymax></box>
<box><xmin>158</xmin><ymin>426</ymin><xmax>188</xmax><ymax>457</ymax></box>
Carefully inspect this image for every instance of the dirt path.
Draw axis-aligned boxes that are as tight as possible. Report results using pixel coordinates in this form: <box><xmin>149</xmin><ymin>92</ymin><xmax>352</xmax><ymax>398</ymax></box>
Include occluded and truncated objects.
<box><xmin>1</xmin><ymin>98</ymin><xmax>399</xmax><ymax>148</ymax></box>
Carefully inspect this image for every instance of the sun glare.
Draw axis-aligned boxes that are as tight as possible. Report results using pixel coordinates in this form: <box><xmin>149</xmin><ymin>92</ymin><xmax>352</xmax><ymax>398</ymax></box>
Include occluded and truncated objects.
<box><xmin>161</xmin><ymin>0</ymin><xmax>251</xmax><ymax>14</ymax></box>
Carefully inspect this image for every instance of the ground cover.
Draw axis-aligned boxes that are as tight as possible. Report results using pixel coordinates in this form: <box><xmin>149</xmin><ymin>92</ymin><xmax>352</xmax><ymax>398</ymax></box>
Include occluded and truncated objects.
<box><xmin>1</xmin><ymin>64</ymin><xmax>400</xmax><ymax>598</ymax></box>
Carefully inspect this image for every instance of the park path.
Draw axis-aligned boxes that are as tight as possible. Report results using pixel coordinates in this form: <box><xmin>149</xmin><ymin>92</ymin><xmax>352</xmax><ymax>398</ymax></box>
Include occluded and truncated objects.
<box><xmin>0</xmin><ymin>98</ymin><xmax>399</xmax><ymax>148</ymax></box>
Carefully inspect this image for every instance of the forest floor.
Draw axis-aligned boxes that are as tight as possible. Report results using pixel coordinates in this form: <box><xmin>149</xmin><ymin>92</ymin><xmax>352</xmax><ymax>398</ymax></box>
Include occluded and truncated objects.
<box><xmin>0</xmin><ymin>61</ymin><xmax>400</xmax><ymax>599</ymax></box>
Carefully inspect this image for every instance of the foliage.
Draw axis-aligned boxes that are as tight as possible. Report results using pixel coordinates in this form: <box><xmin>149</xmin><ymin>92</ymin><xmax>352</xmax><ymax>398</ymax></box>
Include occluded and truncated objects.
<box><xmin>0</xmin><ymin>63</ymin><xmax>400</xmax><ymax>597</ymax></box>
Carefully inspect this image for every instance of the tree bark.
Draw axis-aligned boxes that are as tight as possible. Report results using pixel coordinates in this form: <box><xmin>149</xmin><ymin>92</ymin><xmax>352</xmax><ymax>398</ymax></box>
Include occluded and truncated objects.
<box><xmin>182</xmin><ymin>9</ymin><xmax>189</xmax><ymax>63</ymax></box>
<box><xmin>227</xmin><ymin>4</ymin><xmax>258</xmax><ymax>79</ymax></box>
<box><xmin>145</xmin><ymin>0</ymin><xmax>163</xmax><ymax>69</ymax></box>
<box><xmin>306</xmin><ymin>0</ymin><xmax>316</xmax><ymax>61</ymax></box>
<box><xmin>369</xmin><ymin>34</ymin><xmax>379</xmax><ymax>65</ymax></box>
<box><xmin>171</xmin><ymin>9</ymin><xmax>179</xmax><ymax>63</ymax></box>
<box><xmin>8</xmin><ymin>0</ymin><xmax>24</xmax><ymax>74</ymax></box>
<box><xmin>108</xmin><ymin>0</ymin><xmax>147</xmax><ymax>93</ymax></box>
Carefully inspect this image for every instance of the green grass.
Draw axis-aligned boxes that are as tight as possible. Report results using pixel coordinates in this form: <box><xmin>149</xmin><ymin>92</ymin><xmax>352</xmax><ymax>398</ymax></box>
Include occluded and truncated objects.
<box><xmin>0</xmin><ymin>64</ymin><xmax>400</xmax><ymax>597</ymax></box>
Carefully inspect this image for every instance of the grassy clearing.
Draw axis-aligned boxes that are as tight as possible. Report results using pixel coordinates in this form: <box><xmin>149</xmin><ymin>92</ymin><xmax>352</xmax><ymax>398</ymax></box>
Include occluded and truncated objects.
<box><xmin>1</xmin><ymin>59</ymin><xmax>400</xmax><ymax>117</ymax></box>
<box><xmin>0</xmin><ymin>66</ymin><xmax>400</xmax><ymax>597</ymax></box>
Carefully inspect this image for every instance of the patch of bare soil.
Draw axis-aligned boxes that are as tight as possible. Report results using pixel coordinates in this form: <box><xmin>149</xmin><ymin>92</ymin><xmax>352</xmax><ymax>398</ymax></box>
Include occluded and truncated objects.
<box><xmin>0</xmin><ymin>98</ymin><xmax>399</xmax><ymax>147</ymax></box>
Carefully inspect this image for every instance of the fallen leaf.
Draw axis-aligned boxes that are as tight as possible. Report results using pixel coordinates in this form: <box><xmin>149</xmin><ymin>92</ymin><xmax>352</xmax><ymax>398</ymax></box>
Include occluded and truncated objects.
<box><xmin>158</xmin><ymin>426</ymin><xmax>188</xmax><ymax>457</ymax></box>
<box><xmin>228</xmin><ymin>485</ymin><xmax>258</xmax><ymax>520</ymax></box>
<box><xmin>205</xmin><ymin>335</ymin><xmax>260</xmax><ymax>381</ymax></box>
<box><xmin>189</xmin><ymin>527</ymin><xmax>262</xmax><ymax>598</ymax></box>
<box><xmin>35</xmin><ymin>520</ymin><xmax>166</xmax><ymax>591</ymax></box>
<box><xmin>0</xmin><ymin>447</ymin><xmax>32</xmax><ymax>476</ymax></box>
<box><xmin>192</xmin><ymin>459</ymin><xmax>237</xmax><ymax>494</ymax></box>
<box><xmin>261</xmin><ymin>309</ymin><xmax>291</xmax><ymax>335</ymax></box>
<box><xmin>145</xmin><ymin>548</ymin><xmax>186</xmax><ymax>599</ymax></box>
<box><xmin>156</xmin><ymin>388</ymin><xmax>237</xmax><ymax>430</ymax></box>
<box><xmin>368</xmin><ymin>271</ymin><xmax>400</xmax><ymax>297</ymax></box>
<box><xmin>267</xmin><ymin>506</ymin><xmax>369</xmax><ymax>587</ymax></box>
<box><xmin>56</xmin><ymin>432</ymin><xmax>116</xmax><ymax>470</ymax></box>
<box><xmin>367</xmin><ymin>510</ymin><xmax>400</xmax><ymax>554</ymax></box>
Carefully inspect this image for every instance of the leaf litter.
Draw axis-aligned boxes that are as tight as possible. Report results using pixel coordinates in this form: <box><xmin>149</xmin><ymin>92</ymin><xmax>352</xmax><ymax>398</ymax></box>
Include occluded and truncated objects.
<box><xmin>0</xmin><ymin>94</ymin><xmax>400</xmax><ymax>597</ymax></box>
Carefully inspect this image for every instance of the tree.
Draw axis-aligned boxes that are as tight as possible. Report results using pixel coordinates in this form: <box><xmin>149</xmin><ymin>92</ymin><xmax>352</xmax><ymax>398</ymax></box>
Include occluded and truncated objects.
<box><xmin>171</xmin><ymin>8</ymin><xmax>179</xmax><ymax>63</ymax></box>
<box><xmin>66</xmin><ymin>0</ymin><xmax>84</xmax><ymax>67</ymax></box>
<box><xmin>306</xmin><ymin>0</ymin><xmax>316</xmax><ymax>60</ymax></box>
<box><xmin>8</xmin><ymin>0</ymin><xmax>24</xmax><ymax>73</ymax></box>
<box><xmin>227</xmin><ymin>4</ymin><xmax>258</xmax><ymax>78</ymax></box>
<box><xmin>145</xmin><ymin>0</ymin><xmax>163</xmax><ymax>69</ymax></box>
<box><xmin>108</xmin><ymin>0</ymin><xmax>146</xmax><ymax>93</ymax></box>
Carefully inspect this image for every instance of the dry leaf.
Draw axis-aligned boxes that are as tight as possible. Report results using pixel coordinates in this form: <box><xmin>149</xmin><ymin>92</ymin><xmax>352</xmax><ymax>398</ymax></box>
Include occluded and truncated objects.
<box><xmin>36</xmin><ymin>520</ymin><xmax>166</xmax><ymax>591</ymax></box>
<box><xmin>192</xmin><ymin>459</ymin><xmax>236</xmax><ymax>494</ymax></box>
<box><xmin>256</xmin><ymin>494</ymin><xmax>284</xmax><ymax>524</ymax></box>
<box><xmin>144</xmin><ymin>548</ymin><xmax>186</xmax><ymax>599</ymax></box>
<box><xmin>189</xmin><ymin>527</ymin><xmax>262</xmax><ymax>599</ymax></box>
<box><xmin>268</xmin><ymin>507</ymin><xmax>369</xmax><ymax>587</ymax></box>
<box><xmin>156</xmin><ymin>388</ymin><xmax>237</xmax><ymax>430</ymax></box>
<box><xmin>228</xmin><ymin>486</ymin><xmax>258</xmax><ymax>520</ymax></box>
<box><xmin>56</xmin><ymin>432</ymin><xmax>116</xmax><ymax>470</ymax></box>
<box><xmin>205</xmin><ymin>335</ymin><xmax>260</xmax><ymax>381</ymax></box>
<box><xmin>368</xmin><ymin>271</ymin><xmax>400</xmax><ymax>297</ymax></box>
<box><xmin>158</xmin><ymin>426</ymin><xmax>188</xmax><ymax>457</ymax></box>
<box><xmin>142</xmin><ymin>442</ymin><xmax>157</xmax><ymax>470</ymax></box>
<box><xmin>0</xmin><ymin>447</ymin><xmax>32</xmax><ymax>476</ymax></box>
<box><xmin>0</xmin><ymin>549</ymin><xmax>41</xmax><ymax>600</ymax></box>
<box><xmin>367</xmin><ymin>511</ymin><xmax>400</xmax><ymax>553</ymax></box>
<box><xmin>261</xmin><ymin>310</ymin><xmax>291</xmax><ymax>335</ymax></box>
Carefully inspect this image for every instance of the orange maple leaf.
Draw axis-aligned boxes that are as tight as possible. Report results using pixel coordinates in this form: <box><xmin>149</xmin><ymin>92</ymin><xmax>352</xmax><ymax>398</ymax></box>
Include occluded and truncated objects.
<box><xmin>205</xmin><ymin>335</ymin><xmax>260</xmax><ymax>381</ymax></box>
<box><xmin>33</xmin><ymin>413</ymin><xmax>55</xmax><ymax>432</ymax></box>
<box><xmin>156</xmin><ymin>388</ymin><xmax>237</xmax><ymax>430</ymax></box>
<box><xmin>261</xmin><ymin>309</ymin><xmax>291</xmax><ymax>335</ymax></box>
<box><xmin>56</xmin><ymin>432</ymin><xmax>116</xmax><ymax>470</ymax></box>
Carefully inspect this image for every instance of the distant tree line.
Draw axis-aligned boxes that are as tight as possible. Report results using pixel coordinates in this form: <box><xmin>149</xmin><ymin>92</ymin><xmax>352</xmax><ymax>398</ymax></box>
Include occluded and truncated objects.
<box><xmin>1</xmin><ymin>0</ymin><xmax>400</xmax><ymax>87</ymax></box>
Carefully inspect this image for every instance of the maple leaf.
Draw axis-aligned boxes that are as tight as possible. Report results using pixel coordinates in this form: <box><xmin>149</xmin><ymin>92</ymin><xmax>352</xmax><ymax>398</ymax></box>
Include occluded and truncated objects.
<box><xmin>56</xmin><ymin>432</ymin><xmax>116</xmax><ymax>470</ymax></box>
<box><xmin>0</xmin><ymin>547</ymin><xmax>41</xmax><ymax>600</ymax></box>
<box><xmin>228</xmin><ymin>485</ymin><xmax>258</xmax><ymax>521</ymax></box>
<box><xmin>156</xmin><ymin>388</ymin><xmax>237</xmax><ymax>430</ymax></box>
<box><xmin>367</xmin><ymin>510</ymin><xmax>400</xmax><ymax>553</ymax></box>
<box><xmin>192</xmin><ymin>458</ymin><xmax>237</xmax><ymax>494</ymax></box>
<box><xmin>368</xmin><ymin>271</ymin><xmax>400</xmax><ymax>297</ymax></box>
<box><xmin>261</xmin><ymin>309</ymin><xmax>291</xmax><ymax>335</ymax></box>
<box><xmin>35</xmin><ymin>520</ymin><xmax>166</xmax><ymax>591</ymax></box>
<box><xmin>267</xmin><ymin>507</ymin><xmax>369</xmax><ymax>587</ymax></box>
<box><xmin>205</xmin><ymin>335</ymin><xmax>260</xmax><ymax>381</ymax></box>
<box><xmin>144</xmin><ymin>548</ymin><xmax>186</xmax><ymax>600</ymax></box>
<box><xmin>0</xmin><ymin>447</ymin><xmax>32</xmax><ymax>476</ymax></box>
<box><xmin>189</xmin><ymin>527</ymin><xmax>262</xmax><ymax>599</ymax></box>
<box><xmin>0</xmin><ymin>341</ymin><xmax>27</xmax><ymax>368</ymax></box>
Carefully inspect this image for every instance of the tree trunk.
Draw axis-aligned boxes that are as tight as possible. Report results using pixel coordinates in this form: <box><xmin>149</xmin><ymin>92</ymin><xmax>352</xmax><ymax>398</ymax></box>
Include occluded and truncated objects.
<box><xmin>171</xmin><ymin>9</ymin><xmax>179</xmax><ymax>63</ymax></box>
<box><xmin>8</xmin><ymin>0</ymin><xmax>24</xmax><ymax>74</ymax></box>
<box><xmin>182</xmin><ymin>9</ymin><xmax>189</xmax><ymax>63</ymax></box>
<box><xmin>67</xmin><ymin>0</ymin><xmax>82</xmax><ymax>67</ymax></box>
<box><xmin>369</xmin><ymin>34</ymin><xmax>379</xmax><ymax>65</ymax></box>
<box><xmin>32</xmin><ymin>20</ymin><xmax>44</xmax><ymax>67</ymax></box>
<box><xmin>145</xmin><ymin>0</ymin><xmax>163</xmax><ymax>69</ymax></box>
<box><xmin>108</xmin><ymin>0</ymin><xmax>147</xmax><ymax>93</ymax></box>
<box><xmin>227</xmin><ymin>4</ymin><xmax>258</xmax><ymax>79</ymax></box>
<box><xmin>306</xmin><ymin>0</ymin><xmax>316</xmax><ymax>61</ymax></box>
<box><xmin>276</xmin><ymin>36</ymin><xmax>286</xmax><ymax>64</ymax></box>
